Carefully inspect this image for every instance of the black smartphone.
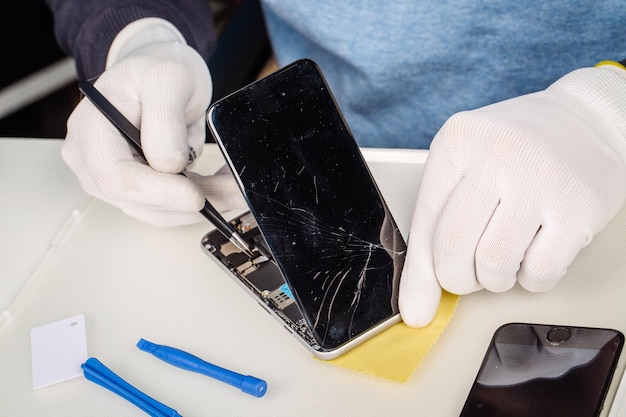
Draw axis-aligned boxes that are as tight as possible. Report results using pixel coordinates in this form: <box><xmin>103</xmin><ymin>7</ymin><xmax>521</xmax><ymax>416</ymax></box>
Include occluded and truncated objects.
<box><xmin>205</xmin><ymin>59</ymin><xmax>406</xmax><ymax>359</ymax></box>
<box><xmin>460</xmin><ymin>323</ymin><xmax>624</xmax><ymax>417</ymax></box>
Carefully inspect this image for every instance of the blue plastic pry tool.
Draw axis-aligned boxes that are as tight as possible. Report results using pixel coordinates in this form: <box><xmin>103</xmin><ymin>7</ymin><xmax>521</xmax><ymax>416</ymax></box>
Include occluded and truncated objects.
<box><xmin>81</xmin><ymin>357</ymin><xmax>182</xmax><ymax>417</ymax></box>
<box><xmin>137</xmin><ymin>338</ymin><xmax>268</xmax><ymax>398</ymax></box>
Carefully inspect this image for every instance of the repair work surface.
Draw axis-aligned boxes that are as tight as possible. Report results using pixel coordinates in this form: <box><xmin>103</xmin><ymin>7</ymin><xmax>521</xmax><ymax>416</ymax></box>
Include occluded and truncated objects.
<box><xmin>3</xmin><ymin>140</ymin><xmax>626</xmax><ymax>417</ymax></box>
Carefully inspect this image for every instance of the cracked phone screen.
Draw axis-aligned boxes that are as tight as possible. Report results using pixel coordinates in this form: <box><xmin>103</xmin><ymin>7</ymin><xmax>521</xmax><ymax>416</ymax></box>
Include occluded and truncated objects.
<box><xmin>208</xmin><ymin>59</ymin><xmax>406</xmax><ymax>351</ymax></box>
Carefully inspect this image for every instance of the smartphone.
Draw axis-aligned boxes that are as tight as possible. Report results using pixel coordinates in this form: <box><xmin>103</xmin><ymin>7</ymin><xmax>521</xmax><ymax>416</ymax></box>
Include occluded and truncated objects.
<box><xmin>460</xmin><ymin>323</ymin><xmax>624</xmax><ymax>417</ymax></box>
<box><xmin>608</xmin><ymin>367</ymin><xmax>626</xmax><ymax>417</ymax></box>
<box><xmin>205</xmin><ymin>59</ymin><xmax>406</xmax><ymax>359</ymax></box>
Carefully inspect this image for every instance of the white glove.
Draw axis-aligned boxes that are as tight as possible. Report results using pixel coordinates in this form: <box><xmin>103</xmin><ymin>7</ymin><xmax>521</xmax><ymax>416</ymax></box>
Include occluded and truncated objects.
<box><xmin>63</xmin><ymin>18</ymin><xmax>246</xmax><ymax>226</ymax></box>
<box><xmin>400</xmin><ymin>64</ymin><xmax>626</xmax><ymax>327</ymax></box>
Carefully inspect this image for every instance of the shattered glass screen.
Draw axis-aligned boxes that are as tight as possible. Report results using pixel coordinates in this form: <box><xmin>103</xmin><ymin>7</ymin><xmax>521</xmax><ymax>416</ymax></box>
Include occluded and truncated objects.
<box><xmin>208</xmin><ymin>59</ymin><xmax>406</xmax><ymax>350</ymax></box>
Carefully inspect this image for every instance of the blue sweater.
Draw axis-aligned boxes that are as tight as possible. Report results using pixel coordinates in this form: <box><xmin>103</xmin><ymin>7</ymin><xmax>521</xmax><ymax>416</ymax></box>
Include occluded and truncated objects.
<box><xmin>45</xmin><ymin>0</ymin><xmax>626</xmax><ymax>148</ymax></box>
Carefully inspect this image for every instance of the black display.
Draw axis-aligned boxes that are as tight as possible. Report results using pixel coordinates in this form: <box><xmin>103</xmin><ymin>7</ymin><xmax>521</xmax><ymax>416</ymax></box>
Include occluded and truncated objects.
<box><xmin>460</xmin><ymin>323</ymin><xmax>624</xmax><ymax>417</ymax></box>
<box><xmin>207</xmin><ymin>59</ymin><xmax>406</xmax><ymax>351</ymax></box>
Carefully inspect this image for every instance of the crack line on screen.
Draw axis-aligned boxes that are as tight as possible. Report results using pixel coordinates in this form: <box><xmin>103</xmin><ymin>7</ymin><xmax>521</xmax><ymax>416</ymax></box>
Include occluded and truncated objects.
<box><xmin>244</xmin><ymin>189</ymin><xmax>404</xmax><ymax>345</ymax></box>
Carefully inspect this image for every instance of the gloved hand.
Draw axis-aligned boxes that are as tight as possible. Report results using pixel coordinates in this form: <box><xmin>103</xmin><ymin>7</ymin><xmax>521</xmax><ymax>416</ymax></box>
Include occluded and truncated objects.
<box><xmin>63</xmin><ymin>18</ymin><xmax>246</xmax><ymax>226</ymax></box>
<box><xmin>399</xmin><ymin>64</ymin><xmax>626</xmax><ymax>327</ymax></box>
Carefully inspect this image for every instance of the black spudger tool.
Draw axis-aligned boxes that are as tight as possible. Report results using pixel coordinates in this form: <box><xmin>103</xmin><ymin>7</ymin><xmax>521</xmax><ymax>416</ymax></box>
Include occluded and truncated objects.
<box><xmin>78</xmin><ymin>80</ymin><xmax>254</xmax><ymax>258</ymax></box>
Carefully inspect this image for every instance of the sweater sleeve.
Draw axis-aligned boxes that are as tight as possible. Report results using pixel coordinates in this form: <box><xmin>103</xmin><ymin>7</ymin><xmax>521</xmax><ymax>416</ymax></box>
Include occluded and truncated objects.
<box><xmin>44</xmin><ymin>0</ymin><xmax>216</xmax><ymax>80</ymax></box>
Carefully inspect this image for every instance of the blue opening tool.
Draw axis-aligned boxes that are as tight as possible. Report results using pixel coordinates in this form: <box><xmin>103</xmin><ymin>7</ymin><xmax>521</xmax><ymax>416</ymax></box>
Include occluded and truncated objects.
<box><xmin>137</xmin><ymin>338</ymin><xmax>268</xmax><ymax>398</ymax></box>
<box><xmin>82</xmin><ymin>357</ymin><xmax>182</xmax><ymax>417</ymax></box>
<box><xmin>77</xmin><ymin>80</ymin><xmax>254</xmax><ymax>259</ymax></box>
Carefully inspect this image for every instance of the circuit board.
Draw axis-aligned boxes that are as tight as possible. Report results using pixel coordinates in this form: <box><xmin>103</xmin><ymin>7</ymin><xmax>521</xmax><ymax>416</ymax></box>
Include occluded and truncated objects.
<box><xmin>200</xmin><ymin>212</ymin><xmax>320</xmax><ymax>350</ymax></box>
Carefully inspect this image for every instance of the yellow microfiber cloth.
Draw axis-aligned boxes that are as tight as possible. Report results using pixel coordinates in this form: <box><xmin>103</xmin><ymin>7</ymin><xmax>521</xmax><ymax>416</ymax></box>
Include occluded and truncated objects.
<box><xmin>321</xmin><ymin>291</ymin><xmax>460</xmax><ymax>382</ymax></box>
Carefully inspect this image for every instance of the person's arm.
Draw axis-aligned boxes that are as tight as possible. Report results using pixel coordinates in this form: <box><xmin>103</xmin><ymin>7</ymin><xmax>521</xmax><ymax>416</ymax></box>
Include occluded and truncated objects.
<box><xmin>43</xmin><ymin>0</ymin><xmax>247</xmax><ymax>227</ymax></box>
<box><xmin>44</xmin><ymin>0</ymin><xmax>215</xmax><ymax>80</ymax></box>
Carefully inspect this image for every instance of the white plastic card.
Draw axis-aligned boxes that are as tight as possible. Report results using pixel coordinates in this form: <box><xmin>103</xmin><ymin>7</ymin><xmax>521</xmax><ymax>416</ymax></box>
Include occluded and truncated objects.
<box><xmin>30</xmin><ymin>314</ymin><xmax>88</xmax><ymax>389</ymax></box>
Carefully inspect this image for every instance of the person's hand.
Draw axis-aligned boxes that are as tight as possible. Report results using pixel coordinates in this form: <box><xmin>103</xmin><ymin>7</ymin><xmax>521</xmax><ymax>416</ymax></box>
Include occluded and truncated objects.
<box><xmin>399</xmin><ymin>64</ymin><xmax>626</xmax><ymax>327</ymax></box>
<box><xmin>63</xmin><ymin>18</ymin><xmax>246</xmax><ymax>226</ymax></box>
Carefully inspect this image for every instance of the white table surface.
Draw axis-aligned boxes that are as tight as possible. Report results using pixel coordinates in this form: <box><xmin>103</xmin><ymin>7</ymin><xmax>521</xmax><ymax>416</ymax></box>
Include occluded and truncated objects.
<box><xmin>1</xmin><ymin>138</ymin><xmax>625</xmax><ymax>416</ymax></box>
<box><xmin>0</xmin><ymin>138</ymin><xmax>86</xmax><ymax>315</ymax></box>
